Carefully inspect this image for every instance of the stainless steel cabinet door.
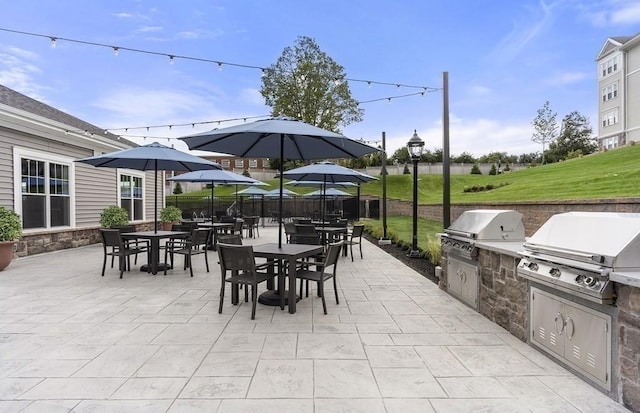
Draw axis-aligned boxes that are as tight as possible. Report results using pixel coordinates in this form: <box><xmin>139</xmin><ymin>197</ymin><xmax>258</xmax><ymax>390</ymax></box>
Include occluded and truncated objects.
<box><xmin>447</xmin><ymin>257</ymin><xmax>478</xmax><ymax>309</ymax></box>
<box><xmin>530</xmin><ymin>289</ymin><xmax>565</xmax><ymax>358</ymax></box>
<box><xmin>564</xmin><ymin>302</ymin><xmax>610</xmax><ymax>384</ymax></box>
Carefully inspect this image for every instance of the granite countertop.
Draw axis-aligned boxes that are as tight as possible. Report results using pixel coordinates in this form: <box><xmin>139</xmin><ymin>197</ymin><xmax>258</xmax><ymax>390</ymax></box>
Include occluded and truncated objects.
<box><xmin>475</xmin><ymin>240</ymin><xmax>525</xmax><ymax>257</ymax></box>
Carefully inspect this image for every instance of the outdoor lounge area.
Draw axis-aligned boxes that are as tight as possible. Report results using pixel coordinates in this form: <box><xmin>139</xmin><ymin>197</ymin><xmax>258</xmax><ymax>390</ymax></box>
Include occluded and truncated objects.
<box><xmin>0</xmin><ymin>224</ymin><xmax>630</xmax><ymax>413</ymax></box>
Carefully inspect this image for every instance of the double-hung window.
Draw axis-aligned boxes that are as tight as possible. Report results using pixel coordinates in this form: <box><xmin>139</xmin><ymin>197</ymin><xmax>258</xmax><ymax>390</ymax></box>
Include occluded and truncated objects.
<box><xmin>14</xmin><ymin>147</ymin><xmax>74</xmax><ymax>230</ymax></box>
<box><xmin>119</xmin><ymin>172</ymin><xmax>144</xmax><ymax>221</ymax></box>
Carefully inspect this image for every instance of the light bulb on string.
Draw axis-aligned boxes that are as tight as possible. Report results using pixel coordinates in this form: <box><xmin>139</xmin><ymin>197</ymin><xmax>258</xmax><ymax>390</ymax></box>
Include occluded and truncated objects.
<box><xmin>217</xmin><ymin>62</ymin><xmax>223</xmax><ymax>71</ymax></box>
<box><xmin>169</xmin><ymin>55</ymin><xmax>175</xmax><ymax>64</ymax></box>
<box><xmin>50</xmin><ymin>37</ymin><xmax>57</xmax><ymax>48</ymax></box>
<box><xmin>113</xmin><ymin>47</ymin><xmax>119</xmax><ymax>56</ymax></box>
<box><xmin>367</xmin><ymin>81</ymin><xmax>372</xmax><ymax>88</ymax></box>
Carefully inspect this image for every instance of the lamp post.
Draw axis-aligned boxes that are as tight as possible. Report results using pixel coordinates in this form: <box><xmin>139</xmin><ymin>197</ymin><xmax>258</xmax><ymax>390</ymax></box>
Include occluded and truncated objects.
<box><xmin>407</xmin><ymin>130</ymin><xmax>425</xmax><ymax>258</ymax></box>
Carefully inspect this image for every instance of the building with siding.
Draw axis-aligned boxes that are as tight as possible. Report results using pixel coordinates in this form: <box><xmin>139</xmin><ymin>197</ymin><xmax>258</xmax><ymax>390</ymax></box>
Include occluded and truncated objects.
<box><xmin>0</xmin><ymin>84</ymin><xmax>162</xmax><ymax>256</ymax></box>
<box><xmin>596</xmin><ymin>33</ymin><xmax>640</xmax><ymax>150</ymax></box>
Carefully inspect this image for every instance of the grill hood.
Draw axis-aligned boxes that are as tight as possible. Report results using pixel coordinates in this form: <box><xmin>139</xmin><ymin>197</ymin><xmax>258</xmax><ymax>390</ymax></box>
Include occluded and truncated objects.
<box><xmin>445</xmin><ymin>209</ymin><xmax>525</xmax><ymax>241</ymax></box>
<box><xmin>523</xmin><ymin>212</ymin><xmax>640</xmax><ymax>270</ymax></box>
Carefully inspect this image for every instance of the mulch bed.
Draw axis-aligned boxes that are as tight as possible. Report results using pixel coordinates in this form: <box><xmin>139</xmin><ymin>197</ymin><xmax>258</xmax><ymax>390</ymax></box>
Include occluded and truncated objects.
<box><xmin>362</xmin><ymin>232</ymin><xmax>438</xmax><ymax>285</ymax></box>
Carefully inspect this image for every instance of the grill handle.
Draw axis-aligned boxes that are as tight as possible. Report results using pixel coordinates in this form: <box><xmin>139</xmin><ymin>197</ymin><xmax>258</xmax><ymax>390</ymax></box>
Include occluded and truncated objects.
<box><xmin>565</xmin><ymin>316</ymin><xmax>575</xmax><ymax>340</ymax></box>
<box><xmin>445</xmin><ymin>229</ymin><xmax>476</xmax><ymax>239</ymax></box>
<box><xmin>554</xmin><ymin>312</ymin><xmax>565</xmax><ymax>335</ymax></box>
<box><xmin>524</xmin><ymin>243</ymin><xmax>605</xmax><ymax>264</ymax></box>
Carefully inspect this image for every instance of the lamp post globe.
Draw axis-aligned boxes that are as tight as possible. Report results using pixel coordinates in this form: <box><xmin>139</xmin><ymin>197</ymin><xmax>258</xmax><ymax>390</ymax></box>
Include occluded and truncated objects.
<box><xmin>407</xmin><ymin>130</ymin><xmax>424</xmax><ymax>258</ymax></box>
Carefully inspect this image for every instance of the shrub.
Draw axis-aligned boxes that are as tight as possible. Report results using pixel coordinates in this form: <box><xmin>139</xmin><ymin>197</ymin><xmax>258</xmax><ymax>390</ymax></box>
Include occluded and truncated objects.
<box><xmin>470</xmin><ymin>164</ymin><xmax>482</xmax><ymax>174</ymax></box>
<box><xmin>173</xmin><ymin>182</ymin><xmax>183</xmax><ymax>194</ymax></box>
<box><xmin>424</xmin><ymin>236</ymin><xmax>441</xmax><ymax>265</ymax></box>
<box><xmin>489</xmin><ymin>164</ymin><xmax>497</xmax><ymax>175</ymax></box>
<box><xmin>160</xmin><ymin>206</ymin><xmax>182</xmax><ymax>223</ymax></box>
<box><xmin>0</xmin><ymin>206</ymin><xmax>22</xmax><ymax>241</ymax></box>
<box><xmin>402</xmin><ymin>164</ymin><xmax>411</xmax><ymax>174</ymax></box>
<box><xmin>100</xmin><ymin>206</ymin><xmax>129</xmax><ymax>228</ymax></box>
<box><xmin>242</xmin><ymin>169</ymin><xmax>251</xmax><ymax>177</ymax></box>
<box><xmin>504</xmin><ymin>163</ymin><xmax>511</xmax><ymax>172</ymax></box>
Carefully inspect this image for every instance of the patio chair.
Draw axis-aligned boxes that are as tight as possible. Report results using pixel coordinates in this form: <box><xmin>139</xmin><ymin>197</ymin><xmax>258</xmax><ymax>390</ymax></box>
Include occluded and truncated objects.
<box><xmin>344</xmin><ymin>224</ymin><xmax>365</xmax><ymax>261</ymax></box>
<box><xmin>284</xmin><ymin>222</ymin><xmax>297</xmax><ymax>243</ymax></box>
<box><xmin>296</xmin><ymin>242</ymin><xmax>343</xmax><ymax>314</ymax></box>
<box><xmin>164</xmin><ymin>228</ymin><xmax>211</xmax><ymax>277</ymax></box>
<box><xmin>100</xmin><ymin>229</ymin><xmax>149</xmax><ymax>279</ymax></box>
<box><xmin>243</xmin><ymin>216</ymin><xmax>259</xmax><ymax>238</ymax></box>
<box><xmin>110</xmin><ymin>224</ymin><xmax>149</xmax><ymax>267</ymax></box>
<box><xmin>217</xmin><ymin>243</ymin><xmax>279</xmax><ymax>319</ymax></box>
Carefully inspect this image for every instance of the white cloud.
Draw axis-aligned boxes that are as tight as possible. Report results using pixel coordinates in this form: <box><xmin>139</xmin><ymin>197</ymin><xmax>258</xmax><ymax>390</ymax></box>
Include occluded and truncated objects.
<box><xmin>138</xmin><ymin>26</ymin><xmax>164</xmax><ymax>33</ymax></box>
<box><xmin>177</xmin><ymin>31</ymin><xmax>199</xmax><ymax>39</ymax></box>
<box><xmin>543</xmin><ymin>71</ymin><xmax>589</xmax><ymax>86</ymax></box>
<box><xmin>469</xmin><ymin>85</ymin><xmax>492</xmax><ymax>96</ymax></box>
<box><xmin>112</xmin><ymin>12</ymin><xmax>133</xmax><ymax>19</ymax></box>
<box><xmin>382</xmin><ymin>117</ymin><xmax>538</xmax><ymax>157</ymax></box>
<box><xmin>610</xmin><ymin>1</ymin><xmax>640</xmax><ymax>24</ymax></box>
<box><xmin>238</xmin><ymin>88</ymin><xmax>266</xmax><ymax>107</ymax></box>
<box><xmin>0</xmin><ymin>47</ymin><xmax>47</xmax><ymax>101</ymax></box>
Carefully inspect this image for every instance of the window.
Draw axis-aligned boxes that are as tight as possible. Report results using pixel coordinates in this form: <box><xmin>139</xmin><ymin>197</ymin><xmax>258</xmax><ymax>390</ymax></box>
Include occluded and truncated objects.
<box><xmin>602</xmin><ymin>136</ymin><xmax>619</xmax><ymax>150</ymax></box>
<box><xmin>249</xmin><ymin>159</ymin><xmax>258</xmax><ymax>168</ymax></box>
<box><xmin>601</xmin><ymin>108</ymin><xmax>619</xmax><ymax>127</ymax></box>
<box><xmin>600</xmin><ymin>55</ymin><xmax>619</xmax><ymax>78</ymax></box>
<box><xmin>601</xmin><ymin>82</ymin><xmax>618</xmax><ymax>102</ymax></box>
<box><xmin>119</xmin><ymin>173</ymin><xmax>144</xmax><ymax>221</ymax></box>
<box><xmin>221</xmin><ymin>159</ymin><xmax>230</xmax><ymax>168</ymax></box>
<box><xmin>235</xmin><ymin>159</ymin><xmax>244</xmax><ymax>168</ymax></box>
<box><xmin>14</xmin><ymin>147</ymin><xmax>74</xmax><ymax>230</ymax></box>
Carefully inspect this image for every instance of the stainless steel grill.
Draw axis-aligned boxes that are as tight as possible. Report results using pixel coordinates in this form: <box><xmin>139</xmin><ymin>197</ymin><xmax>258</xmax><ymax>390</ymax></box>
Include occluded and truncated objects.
<box><xmin>442</xmin><ymin>209</ymin><xmax>526</xmax><ymax>259</ymax></box>
<box><xmin>442</xmin><ymin>209</ymin><xmax>526</xmax><ymax>308</ymax></box>
<box><xmin>518</xmin><ymin>211</ymin><xmax>640</xmax><ymax>305</ymax></box>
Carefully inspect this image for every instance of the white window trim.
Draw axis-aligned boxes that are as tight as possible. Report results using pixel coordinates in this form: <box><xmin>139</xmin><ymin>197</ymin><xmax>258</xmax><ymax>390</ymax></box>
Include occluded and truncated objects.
<box><xmin>235</xmin><ymin>159</ymin><xmax>244</xmax><ymax>168</ymax></box>
<box><xmin>117</xmin><ymin>169</ymin><xmax>146</xmax><ymax>223</ymax></box>
<box><xmin>13</xmin><ymin>146</ymin><xmax>76</xmax><ymax>232</ymax></box>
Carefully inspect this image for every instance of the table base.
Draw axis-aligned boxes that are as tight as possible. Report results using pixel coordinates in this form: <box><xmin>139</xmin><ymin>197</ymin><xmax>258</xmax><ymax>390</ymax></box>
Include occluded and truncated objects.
<box><xmin>140</xmin><ymin>263</ymin><xmax>171</xmax><ymax>273</ymax></box>
<box><xmin>258</xmin><ymin>290</ymin><xmax>300</xmax><ymax>306</ymax></box>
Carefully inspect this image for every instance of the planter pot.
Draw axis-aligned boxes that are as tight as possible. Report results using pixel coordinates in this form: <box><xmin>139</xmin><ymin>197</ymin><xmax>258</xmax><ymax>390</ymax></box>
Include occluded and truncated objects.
<box><xmin>0</xmin><ymin>241</ymin><xmax>16</xmax><ymax>271</ymax></box>
<box><xmin>162</xmin><ymin>222</ymin><xmax>178</xmax><ymax>231</ymax></box>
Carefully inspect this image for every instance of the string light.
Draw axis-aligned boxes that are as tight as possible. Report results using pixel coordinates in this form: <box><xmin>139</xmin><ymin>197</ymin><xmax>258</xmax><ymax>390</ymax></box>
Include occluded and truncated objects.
<box><xmin>168</xmin><ymin>55</ymin><xmax>174</xmax><ymax>64</ymax></box>
<box><xmin>0</xmin><ymin>28</ymin><xmax>439</xmax><ymax>93</ymax></box>
<box><xmin>113</xmin><ymin>47</ymin><xmax>119</xmax><ymax>56</ymax></box>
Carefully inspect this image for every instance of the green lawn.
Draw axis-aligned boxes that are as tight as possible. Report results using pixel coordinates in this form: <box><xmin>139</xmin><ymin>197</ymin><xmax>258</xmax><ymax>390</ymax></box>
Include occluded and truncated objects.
<box><xmin>361</xmin><ymin>144</ymin><xmax>640</xmax><ymax>203</ymax></box>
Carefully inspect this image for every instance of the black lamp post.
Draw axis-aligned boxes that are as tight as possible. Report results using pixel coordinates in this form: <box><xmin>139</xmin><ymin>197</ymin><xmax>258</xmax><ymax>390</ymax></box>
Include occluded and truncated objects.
<box><xmin>407</xmin><ymin>130</ymin><xmax>425</xmax><ymax>258</ymax></box>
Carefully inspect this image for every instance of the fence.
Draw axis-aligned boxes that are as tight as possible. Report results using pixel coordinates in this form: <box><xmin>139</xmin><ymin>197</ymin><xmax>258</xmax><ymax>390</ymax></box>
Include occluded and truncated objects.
<box><xmin>166</xmin><ymin>195</ymin><xmax>362</xmax><ymax>221</ymax></box>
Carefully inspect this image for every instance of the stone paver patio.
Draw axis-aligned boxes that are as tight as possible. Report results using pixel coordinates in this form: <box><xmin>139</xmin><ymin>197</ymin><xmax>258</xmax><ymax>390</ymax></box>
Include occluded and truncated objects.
<box><xmin>0</xmin><ymin>225</ymin><xmax>631</xmax><ymax>412</ymax></box>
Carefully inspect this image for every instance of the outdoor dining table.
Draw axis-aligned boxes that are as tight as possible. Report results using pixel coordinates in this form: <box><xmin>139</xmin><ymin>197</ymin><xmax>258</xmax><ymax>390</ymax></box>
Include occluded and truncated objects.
<box><xmin>121</xmin><ymin>230</ymin><xmax>189</xmax><ymax>275</ymax></box>
<box><xmin>197</xmin><ymin>222</ymin><xmax>235</xmax><ymax>250</ymax></box>
<box><xmin>250</xmin><ymin>243</ymin><xmax>324</xmax><ymax>314</ymax></box>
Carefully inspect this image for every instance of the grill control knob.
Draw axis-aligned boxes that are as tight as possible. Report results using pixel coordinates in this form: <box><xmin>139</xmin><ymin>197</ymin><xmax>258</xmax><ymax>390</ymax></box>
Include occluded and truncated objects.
<box><xmin>584</xmin><ymin>277</ymin><xmax>598</xmax><ymax>288</ymax></box>
<box><xmin>549</xmin><ymin>268</ymin><xmax>561</xmax><ymax>278</ymax></box>
<box><xmin>527</xmin><ymin>262</ymin><xmax>539</xmax><ymax>271</ymax></box>
<box><xmin>575</xmin><ymin>274</ymin><xmax>585</xmax><ymax>284</ymax></box>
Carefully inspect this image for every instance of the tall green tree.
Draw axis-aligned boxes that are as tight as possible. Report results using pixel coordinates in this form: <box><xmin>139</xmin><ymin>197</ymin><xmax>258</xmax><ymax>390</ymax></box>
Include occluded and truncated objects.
<box><xmin>531</xmin><ymin>101</ymin><xmax>558</xmax><ymax>165</ymax></box>
<box><xmin>260</xmin><ymin>36</ymin><xmax>363</xmax><ymax>133</ymax></box>
<box><xmin>546</xmin><ymin>111</ymin><xmax>596</xmax><ymax>162</ymax></box>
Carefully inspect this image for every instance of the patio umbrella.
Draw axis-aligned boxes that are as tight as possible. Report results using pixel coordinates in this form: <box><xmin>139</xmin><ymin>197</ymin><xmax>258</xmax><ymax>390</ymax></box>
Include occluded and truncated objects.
<box><xmin>265</xmin><ymin>188</ymin><xmax>298</xmax><ymax>197</ymax></box>
<box><xmin>168</xmin><ymin>169</ymin><xmax>266</xmax><ymax>219</ymax></box>
<box><xmin>281</xmin><ymin>161</ymin><xmax>377</xmax><ymax>222</ymax></box>
<box><xmin>305</xmin><ymin>188</ymin><xmax>351</xmax><ymax>197</ymax></box>
<box><xmin>234</xmin><ymin>186</ymin><xmax>270</xmax><ymax>197</ymax></box>
<box><xmin>76</xmin><ymin>142</ymin><xmax>222</xmax><ymax>233</ymax></box>
<box><xmin>179</xmin><ymin>116</ymin><xmax>379</xmax><ymax>246</ymax></box>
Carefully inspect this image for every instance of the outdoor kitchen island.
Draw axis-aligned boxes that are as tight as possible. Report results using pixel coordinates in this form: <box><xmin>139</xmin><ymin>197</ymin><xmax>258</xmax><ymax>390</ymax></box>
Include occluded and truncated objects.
<box><xmin>440</xmin><ymin>210</ymin><xmax>640</xmax><ymax>412</ymax></box>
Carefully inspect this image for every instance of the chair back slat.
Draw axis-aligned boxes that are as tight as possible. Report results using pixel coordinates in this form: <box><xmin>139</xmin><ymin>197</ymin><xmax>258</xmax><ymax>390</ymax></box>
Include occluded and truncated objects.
<box><xmin>191</xmin><ymin>228</ymin><xmax>210</xmax><ymax>248</ymax></box>
<box><xmin>100</xmin><ymin>229</ymin><xmax>123</xmax><ymax>248</ymax></box>
<box><xmin>217</xmin><ymin>244</ymin><xmax>256</xmax><ymax>273</ymax></box>
<box><xmin>324</xmin><ymin>242</ymin><xmax>343</xmax><ymax>269</ymax></box>
<box><xmin>217</xmin><ymin>234</ymin><xmax>243</xmax><ymax>245</ymax></box>
<box><xmin>351</xmin><ymin>224</ymin><xmax>364</xmax><ymax>238</ymax></box>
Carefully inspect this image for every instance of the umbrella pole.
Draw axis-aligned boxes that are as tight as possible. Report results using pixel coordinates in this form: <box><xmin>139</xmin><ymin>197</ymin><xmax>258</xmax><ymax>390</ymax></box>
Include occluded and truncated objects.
<box><xmin>210</xmin><ymin>181</ymin><xmax>214</xmax><ymax>221</ymax></box>
<box><xmin>154</xmin><ymin>160</ymin><xmax>158</xmax><ymax>233</ymax></box>
<box><xmin>278</xmin><ymin>134</ymin><xmax>284</xmax><ymax>247</ymax></box>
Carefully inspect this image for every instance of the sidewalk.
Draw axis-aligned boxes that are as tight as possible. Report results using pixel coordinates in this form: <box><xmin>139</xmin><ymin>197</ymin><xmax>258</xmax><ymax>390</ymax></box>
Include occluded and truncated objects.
<box><xmin>0</xmin><ymin>226</ymin><xmax>630</xmax><ymax>412</ymax></box>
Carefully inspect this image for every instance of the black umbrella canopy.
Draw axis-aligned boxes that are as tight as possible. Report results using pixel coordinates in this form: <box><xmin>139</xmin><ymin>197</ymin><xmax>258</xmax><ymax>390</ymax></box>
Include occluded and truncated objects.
<box><xmin>76</xmin><ymin>142</ymin><xmax>222</xmax><ymax>232</ymax></box>
<box><xmin>178</xmin><ymin>116</ymin><xmax>379</xmax><ymax>160</ymax></box>
<box><xmin>178</xmin><ymin>116</ymin><xmax>379</xmax><ymax>246</ymax></box>
<box><xmin>280</xmin><ymin>161</ymin><xmax>378</xmax><ymax>183</ymax></box>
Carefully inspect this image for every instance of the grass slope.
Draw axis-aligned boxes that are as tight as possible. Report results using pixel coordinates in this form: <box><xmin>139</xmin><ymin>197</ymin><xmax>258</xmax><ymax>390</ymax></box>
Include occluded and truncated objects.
<box><xmin>361</xmin><ymin>145</ymin><xmax>640</xmax><ymax>203</ymax></box>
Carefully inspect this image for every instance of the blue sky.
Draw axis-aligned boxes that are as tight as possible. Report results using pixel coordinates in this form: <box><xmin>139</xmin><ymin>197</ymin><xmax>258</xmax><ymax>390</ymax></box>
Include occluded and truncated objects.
<box><xmin>1</xmin><ymin>0</ymin><xmax>639</xmax><ymax>157</ymax></box>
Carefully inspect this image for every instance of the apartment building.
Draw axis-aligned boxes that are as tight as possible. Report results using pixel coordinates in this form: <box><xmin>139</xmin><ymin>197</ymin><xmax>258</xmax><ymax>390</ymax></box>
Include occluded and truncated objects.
<box><xmin>596</xmin><ymin>33</ymin><xmax>640</xmax><ymax>150</ymax></box>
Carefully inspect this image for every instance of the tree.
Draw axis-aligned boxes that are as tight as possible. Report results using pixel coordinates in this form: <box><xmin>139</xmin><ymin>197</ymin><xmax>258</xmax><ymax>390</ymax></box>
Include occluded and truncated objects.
<box><xmin>477</xmin><ymin>151</ymin><xmax>508</xmax><ymax>164</ymax></box>
<box><xmin>402</xmin><ymin>164</ymin><xmax>411</xmax><ymax>174</ymax></box>
<box><xmin>452</xmin><ymin>151</ymin><xmax>476</xmax><ymax>164</ymax></box>
<box><xmin>546</xmin><ymin>111</ymin><xmax>596</xmax><ymax>162</ymax></box>
<box><xmin>488</xmin><ymin>164</ymin><xmax>497</xmax><ymax>175</ymax></box>
<box><xmin>390</xmin><ymin>147</ymin><xmax>411</xmax><ymax>165</ymax></box>
<box><xmin>172</xmin><ymin>182</ymin><xmax>183</xmax><ymax>195</ymax></box>
<box><xmin>532</xmin><ymin>101</ymin><xmax>558</xmax><ymax>165</ymax></box>
<box><xmin>470</xmin><ymin>164</ymin><xmax>482</xmax><ymax>174</ymax></box>
<box><xmin>260</xmin><ymin>36</ymin><xmax>363</xmax><ymax>133</ymax></box>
